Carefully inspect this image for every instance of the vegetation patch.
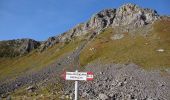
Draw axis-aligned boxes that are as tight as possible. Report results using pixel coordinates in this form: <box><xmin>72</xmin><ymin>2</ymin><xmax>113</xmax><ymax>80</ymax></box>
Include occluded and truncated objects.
<box><xmin>10</xmin><ymin>82</ymin><xmax>64</xmax><ymax>100</ymax></box>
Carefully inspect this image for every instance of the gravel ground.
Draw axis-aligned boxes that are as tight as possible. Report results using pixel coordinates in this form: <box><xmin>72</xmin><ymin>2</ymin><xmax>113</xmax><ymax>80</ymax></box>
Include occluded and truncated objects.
<box><xmin>62</xmin><ymin>63</ymin><xmax>170</xmax><ymax>100</ymax></box>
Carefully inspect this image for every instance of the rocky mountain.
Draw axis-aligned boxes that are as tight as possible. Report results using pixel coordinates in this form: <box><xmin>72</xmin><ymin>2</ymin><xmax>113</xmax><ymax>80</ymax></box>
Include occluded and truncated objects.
<box><xmin>0</xmin><ymin>3</ymin><xmax>160</xmax><ymax>55</ymax></box>
<box><xmin>0</xmin><ymin>39</ymin><xmax>40</xmax><ymax>57</ymax></box>
<box><xmin>0</xmin><ymin>3</ymin><xmax>170</xmax><ymax>100</ymax></box>
<box><xmin>39</xmin><ymin>3</ymin><xmax>160</xmax><ymax>51</ymax></box>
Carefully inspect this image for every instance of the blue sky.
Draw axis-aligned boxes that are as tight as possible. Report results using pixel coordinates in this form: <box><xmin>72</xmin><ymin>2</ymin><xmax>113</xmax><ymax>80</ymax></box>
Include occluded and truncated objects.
<box><xmin>0</xmin><ymin>0</ymin><xmax>170</xmax><ymax>41</ymax></box>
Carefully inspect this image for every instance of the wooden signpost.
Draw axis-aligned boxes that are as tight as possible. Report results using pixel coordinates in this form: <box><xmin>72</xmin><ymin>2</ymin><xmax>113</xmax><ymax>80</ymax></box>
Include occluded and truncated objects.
<box><xmin>63</xmin><ymin>70</ymin><xmax>94</xmax><ymax>100</ymax></box>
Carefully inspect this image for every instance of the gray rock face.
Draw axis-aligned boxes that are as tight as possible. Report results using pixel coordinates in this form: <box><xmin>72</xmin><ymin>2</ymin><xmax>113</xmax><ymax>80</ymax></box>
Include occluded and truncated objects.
<box><xmin>85</xmin><ymin>9</ymin><xmax>116</xmax><ymax>32</ymax></box>
<box><xmin>39</xmin><ymin>36</ymin><xmax>60</xmax><ymax>51</ymax></box>
<box><xmin>39</xmin><ymin>3</ymin><xmax>159</xmax><ymax>51</ymax></box>
<box><xmin>112</xmin><ymin>3</ymin><xmax>159</xmax><ymax>29</ymax></box>
<box><xmin>0</xmin><ymin>39</ymin><xmax>40</xmax><ymax>57</ymax></box>
<box><xmin>0</xmin><ymin>3</ymin><xmax>161</xmax><ymax>53</ymax></box>
<box><xmin>79</xmin><ymin>3</ymin><xmax>159</xmax><ymax>34</ymax></box>
<box><xmin>18</xmin><ymin>39</ymin><xmax>41</xmax><ymax>54</ymax></box>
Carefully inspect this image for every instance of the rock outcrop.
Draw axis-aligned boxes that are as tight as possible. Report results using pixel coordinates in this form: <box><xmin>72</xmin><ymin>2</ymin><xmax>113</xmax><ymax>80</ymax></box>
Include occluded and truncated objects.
<box><xmin>85</xmin><ymin>9</ymin><xmax>116</xmax><ymax>32</ymax></box>
<box><xmin>39</xmin><ymin>36</ymin><xmax>59</xmax><ymax>51</ymax></box>
<box><xmin>0</xmin><ymin>3</ymin><xmax>161</xmax><ymax>54</ymax></box>
<box><xmin>112</xmin><ymin>4</ymin><xmax>159</xmax><ymax>27</ymax></box>
<box><xmin>39</xmin><ymin>3</ymin><xmax>160</xmax><ymax>51</ymax></box>
<box><xmin>0</xmin><ymin>39</ymin><xmax>41</xmax><ymax>57</ymax></box>
<box><xmin>18</xmin><ymin>39</ymin><xmax>41</xmax><ymax>54</ymax></box>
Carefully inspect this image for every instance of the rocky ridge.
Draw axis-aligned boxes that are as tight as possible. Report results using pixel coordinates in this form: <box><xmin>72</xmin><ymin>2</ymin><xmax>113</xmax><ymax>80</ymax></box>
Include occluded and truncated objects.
<box><xmin>39</xmin><ymin>3</ymin><xmax>160</xmax><ymax>50</ymax></box>
<box><xmin>0</xmin><ymin>39</ymin><xmax>40</xmax><ymax>57</ymax></box>
<box><xmin>0</xmin><ymin>3</ymin><xmax>160</xmax><ymax>54</ymax></box>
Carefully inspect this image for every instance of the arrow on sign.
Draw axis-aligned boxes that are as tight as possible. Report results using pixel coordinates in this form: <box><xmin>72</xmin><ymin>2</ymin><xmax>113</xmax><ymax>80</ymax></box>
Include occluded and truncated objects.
<box><xmin>87</xmin><ymin>72</ymin><xmax>94</xmax><ymax>81</ymax></box>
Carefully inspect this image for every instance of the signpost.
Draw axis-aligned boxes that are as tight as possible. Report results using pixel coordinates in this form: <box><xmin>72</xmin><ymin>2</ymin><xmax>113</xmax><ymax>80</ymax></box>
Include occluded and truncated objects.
<box><xmin>74</xmin><ymin>70</ymin><xmax>78</xmax><ymax>100</ymax></box>
<box><xmin>63</xmin><ymin>70</ymin><xmax>94</xmax><ymax>100</ymax></box>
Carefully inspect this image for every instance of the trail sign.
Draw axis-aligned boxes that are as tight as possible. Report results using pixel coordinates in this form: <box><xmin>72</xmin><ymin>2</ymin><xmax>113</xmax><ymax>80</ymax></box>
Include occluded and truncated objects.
<box><xmin>64</xmin><ymin>71</ymin><xmax>94</xmax><ymax>81</ymax></box>
<box><xmin>63</xmin><ymin>70</ymin><xmax>94</xmax><ymax>100</ymax></box>
<box><xmin>65</xmin><ymin>72</ymin><xmax>87</xmax><ymax>80</ymax></box>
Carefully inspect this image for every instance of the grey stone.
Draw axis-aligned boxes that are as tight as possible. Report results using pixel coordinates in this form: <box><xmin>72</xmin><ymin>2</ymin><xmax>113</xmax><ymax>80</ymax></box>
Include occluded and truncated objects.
<box><xmin>59</xmin><ymin>95</ymin><xmax>65</xmax><ymax>99</ymax></box>
<box><xmin>117</xmin><ymin>82</ymin><xmax>124</xmax><ymax>87</ymax></box>
<box><xmin>82</xmin><ymin>92</ymin><xmax>89</xmax><ymax>98</ymax></box>
<box><xmin>26</xmin><ymin>85</ymin><xmax>36</xmax><ymax>92</ymax></box>
<box><xmin>99</xmin><ymin>93</ymin><xmax>109</xmax><ymax>100</ymax></box>
<box><xmin>6</xmin><ymin>95</ymin><xmax>11</xmax><ymax>100</ymax></box>
<box><xmin>111</xmin><ymin>34</ymin><xmax>124</xmax><ymax>40</ymax></box>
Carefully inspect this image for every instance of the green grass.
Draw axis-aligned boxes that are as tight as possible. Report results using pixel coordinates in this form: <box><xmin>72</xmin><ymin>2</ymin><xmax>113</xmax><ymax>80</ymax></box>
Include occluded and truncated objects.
<box><xmin>0</xmin><ymin>38</ymin><xmax>84</xmax><ymax>80</ymax></box>
<box><xmin>80</xmin><ymin>19</ymin><xmax>170</xmax><ymax>69</ymax></box>
<box><xmin>10</xmin><ymin>82</ymin><xmax>65</xmax><ymax>100</ymax></box>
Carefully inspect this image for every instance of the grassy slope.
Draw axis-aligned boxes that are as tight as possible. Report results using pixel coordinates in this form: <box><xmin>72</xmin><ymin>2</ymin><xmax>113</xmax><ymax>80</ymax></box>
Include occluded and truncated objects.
<box><xmin>80</xmin><ymin>19</ymin><xmax>170</xmax><ymax>69</ymax></box>
<box><xmin>0</xmin><ymin>19</ymin><xmax>169</xmax><ymax>80</ymax></box>
<box><xmin>10</xmin><ymin>82</ymin><xmax>64</xmax><ymax>100</ymax></box>
<box><xmin>0</xmin><ymin>38</ymin><xmax>84</xmax><ymax>80</ymax></box>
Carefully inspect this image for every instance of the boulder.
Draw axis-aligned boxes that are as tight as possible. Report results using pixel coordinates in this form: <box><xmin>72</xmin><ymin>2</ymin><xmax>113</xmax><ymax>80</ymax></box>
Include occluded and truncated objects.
<box><xmin>99</xmin><ymin>93</ymin><xmax>109</xmax><ymax>100</ymax></box>
<box><xmin>26</xmin><ymin>85</ymin><xmax>36</xmax><ymax>92</ymax></box>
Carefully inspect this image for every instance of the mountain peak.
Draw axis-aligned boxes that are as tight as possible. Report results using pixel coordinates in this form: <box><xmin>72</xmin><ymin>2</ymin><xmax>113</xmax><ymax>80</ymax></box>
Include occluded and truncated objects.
<box><xmin>86</xmin><ymin>3</ymin><xmax>159</xmax><ymax>31</ymax></box>
<box><xmin>38</xmin><ymin>3</ymin><xmax>160</xmax><ymax>51</ymax></box>
<box><xmin>114</xmin><ymin>3</ymin><xmax>159</xmax><ymax>26</ymax></box>
<box><xmin>119</xmin><ymin>3</ymin><xmax>139</xmax><ymax>11</ymax></box>
<box><xmin>1</xmin><ymin>3</ymin><xmax>161</xmax><ymax>54</ymax></box>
